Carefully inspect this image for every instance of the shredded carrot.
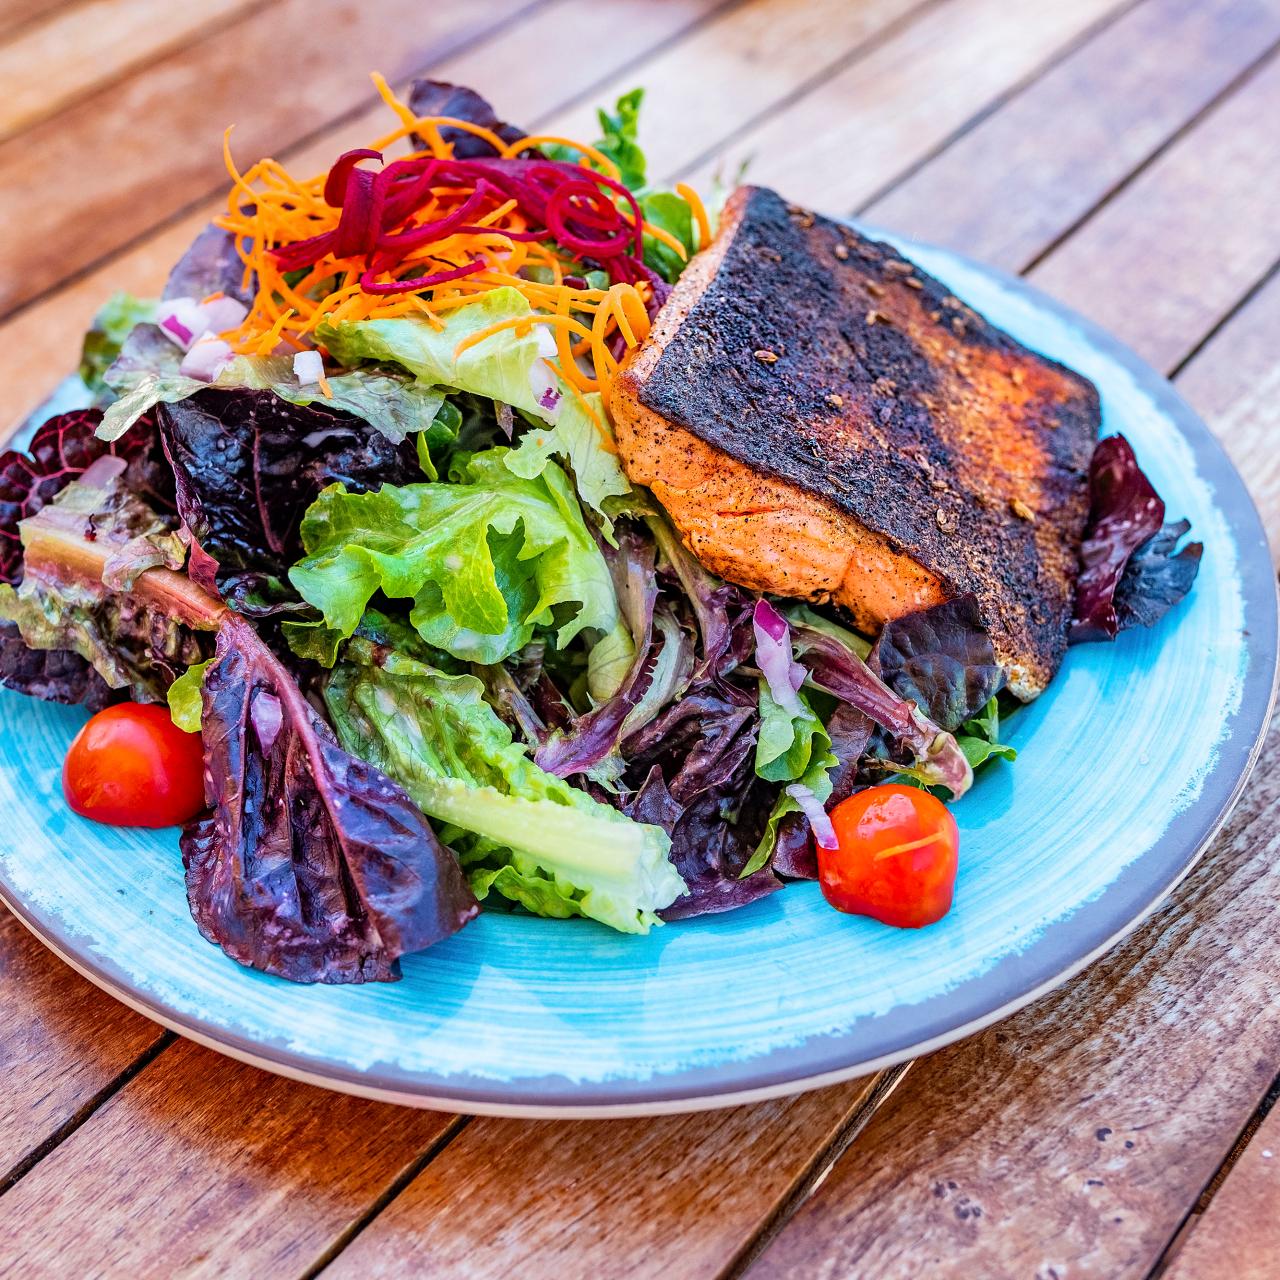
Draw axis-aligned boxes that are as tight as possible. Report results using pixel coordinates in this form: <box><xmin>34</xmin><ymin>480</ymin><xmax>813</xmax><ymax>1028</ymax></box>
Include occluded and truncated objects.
<box><xmin>676</xmin><ymin>182</ymin><xmax>712</xmax><ymax>251</ymax></box>
<box><xmin>214</xmin><ymin>72</ymin><xmax>710</xmax><ymax>402</ymax></box>
<box><xmin>317</xmin><ymin>374</ymin><xmax>334</xmax><ymax>399</ymax></box>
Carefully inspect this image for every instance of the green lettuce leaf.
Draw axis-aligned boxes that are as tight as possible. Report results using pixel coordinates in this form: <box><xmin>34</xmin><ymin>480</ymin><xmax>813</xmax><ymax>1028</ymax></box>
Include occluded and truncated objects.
<box><xmin>743</xmin><ymin>746</ymin><xmax>839</xmax><ymax>881</ymax></box>
<box><xmin>325</xmin><ymin>637</ymin><xmax>684</xmax><ymax>933</ymax></box>
<box><xmin>98</xmin><ymin>353</ymin><xmax>449</xmax><ymax>447</ymax></box>
<box><xmin>640</xmin><ymin>190</ymin><xmax>698</xmax><ymax>284</ymax></box>
<box><xmin>290</xmin><ymin>448</ymin><xmax>619</xmax><ymax>665</ymax></box>
<box><xmin>754</xmin><ymin>680</ymin><xmax>829</xmax><ymax>784</ymax></box>
<box><xmin>956</xmin><ymin>696</ymin><xmax>1017</xmax><ymax>770</ymax></box>
<box><xmin>315</xmin><ymin>287</ymin><xmax>632</xmax><ymax>516</ymax></box>
<box><xmin>167</xmin><ymin>659</ymin><xmax>211</xmax><ymax>731</ymax></box>
<box><xmin>79</xmin><ymin>293</ymin><xmax>157</xmax><ymax>396</ymax></box>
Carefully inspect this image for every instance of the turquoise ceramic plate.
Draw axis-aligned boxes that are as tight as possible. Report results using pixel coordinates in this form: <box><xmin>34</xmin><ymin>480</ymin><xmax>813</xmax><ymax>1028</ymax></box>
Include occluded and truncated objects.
<box><xmin>0</xmin><ymin>235</ymin><xmax>1275</xmax><ymax>1117</ymax></box>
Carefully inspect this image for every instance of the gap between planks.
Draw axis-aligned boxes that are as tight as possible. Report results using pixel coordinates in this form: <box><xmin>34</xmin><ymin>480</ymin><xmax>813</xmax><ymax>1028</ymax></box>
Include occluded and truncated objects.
<box><xmin>1146</xmin><ymin>1063</ymin><xmax>1280</xmax><ymax>1278</ymax></box>
<box><xmin>719</xmin><ymin>1063</ymin><xmax>915</xmax><ymax>1280</ymax></box>
<box><xmin>846</xmin><ymin>0</ymin><xmax>1151</xmax><ymax>217</ymax></box>
<box><xmin>1020</xmin><ymin>31</ymin><xmax>1280</xmax><ymax>278</ymax></box>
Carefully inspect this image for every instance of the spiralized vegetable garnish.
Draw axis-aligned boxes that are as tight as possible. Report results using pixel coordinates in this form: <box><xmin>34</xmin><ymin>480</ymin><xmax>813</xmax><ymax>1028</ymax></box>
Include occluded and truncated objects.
<box><xmin>215</xmin><ymin>74</ymin><xmax>711</xmax><ymax>400</ymax></box>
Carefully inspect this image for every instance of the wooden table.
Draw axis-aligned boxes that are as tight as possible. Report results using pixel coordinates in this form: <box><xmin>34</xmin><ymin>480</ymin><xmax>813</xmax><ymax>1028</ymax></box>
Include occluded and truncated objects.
<box><xmin>2</xmin><ymin>0</ymin><xmax>1280</xmax><ymax>1274</ymax></box>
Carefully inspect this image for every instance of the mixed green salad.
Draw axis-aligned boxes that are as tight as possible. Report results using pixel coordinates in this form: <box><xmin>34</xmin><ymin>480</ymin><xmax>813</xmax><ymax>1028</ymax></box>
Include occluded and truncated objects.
<box><xmin>0</xmin><ymin>81</ymin><xmax>1200</xmax><ymax>983</ymax></box>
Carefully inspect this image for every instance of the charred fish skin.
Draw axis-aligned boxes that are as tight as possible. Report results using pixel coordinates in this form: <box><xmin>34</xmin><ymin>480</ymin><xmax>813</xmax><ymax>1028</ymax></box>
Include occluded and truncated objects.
<box><xmin>610</xmin><ymin>185</ymin><xmax>1100</xmax><ymax>698</ymax></box>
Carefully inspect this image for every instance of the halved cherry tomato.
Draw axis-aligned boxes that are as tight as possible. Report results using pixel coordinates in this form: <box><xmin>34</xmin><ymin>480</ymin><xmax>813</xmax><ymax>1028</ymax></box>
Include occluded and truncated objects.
<box><xmin>819</xmin><ymin>784</ymin><xmax>959</xmax><ymax>928</ymax></box>
<box><xmin>63</xmin><ymin>703</ymin><xmax>205</xmax><ymax>828</ymax></box>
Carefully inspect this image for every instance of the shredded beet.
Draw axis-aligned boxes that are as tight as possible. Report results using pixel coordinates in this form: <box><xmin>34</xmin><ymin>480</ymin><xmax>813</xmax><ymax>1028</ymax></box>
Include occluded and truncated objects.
<box><xmin>272</xmin><ymin>151</ymin><xmax>657</xmax><ymax>305</ymax></box>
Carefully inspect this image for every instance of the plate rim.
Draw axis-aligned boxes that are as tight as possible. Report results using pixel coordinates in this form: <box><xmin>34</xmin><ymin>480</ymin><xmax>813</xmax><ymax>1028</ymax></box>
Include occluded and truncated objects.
<box><xmin>2</xmin><ymin>239</ymin><xmax>1276</xmax><ymax>1117</ymax></box>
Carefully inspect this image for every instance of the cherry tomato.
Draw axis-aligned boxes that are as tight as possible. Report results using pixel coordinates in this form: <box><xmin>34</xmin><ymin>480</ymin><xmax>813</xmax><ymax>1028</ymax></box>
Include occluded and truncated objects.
<box><xmin>818</xmin><ymin>784</ymin><xmax>959</xmax><ymax>928</ymax></box>
<box><xmin>63</xmin><ymin>703</ymin><xmax>205</xmax><ymax>828</ymax></box>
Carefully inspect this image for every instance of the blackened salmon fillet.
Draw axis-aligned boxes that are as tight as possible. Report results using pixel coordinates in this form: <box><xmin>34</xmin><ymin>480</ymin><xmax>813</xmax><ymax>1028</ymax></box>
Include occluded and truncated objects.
<box><xmin>609</xmin><ymin>185</ymin><xmax>1100</xmax><ymax>698</ymax></box>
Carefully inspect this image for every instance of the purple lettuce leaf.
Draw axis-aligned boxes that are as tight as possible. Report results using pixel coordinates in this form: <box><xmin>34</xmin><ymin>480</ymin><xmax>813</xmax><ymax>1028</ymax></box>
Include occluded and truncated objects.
<box><xmin>157</xmin><ymin>388</ymin><xmax>420</xmax><ymax>614</ymax></box>
<box><xmin>0</xmin><ymin>408</ymin><xmax>168</xmax><ymax>586</ymax></box>
<box><xmin>407</xmin><ymin>80</ymin><xmax>530</xmax><ymax>158</ymax></box>
<box><xmin>183</xmin><ymin>612</ymin><xmax>479</xmax><ymax>984</ymax></box>
<box><xmin>646</xmin><ymin>513</ymin><xmax>754</xmax><ymax>680</ymax></box>
<box><xmin>106</xmin><ymin>225</ymin><xmax>250</xmax><ymax>393</ymax></box>
<box><xmin>0</xmin><ymin>620</ymin><xmax>113</xmax><ymax>710</ymax></box>
<box><xmin>534</xmin><ymin>525</ymin><xmax>695</xmax><ymax>779</ymax></box>
<box><xmin>1113</xmin><ymin>518</ymin><xmax>1203</xmax><ymax>631</ymax></box>
<box><xmin>792</xmin><ymin>623</ymin><xmax>972</xmax><ymax>797</ymax></box>
<box><xmin>625</xmin><ymin>766</ymin><xmax>781</xmax><ymax>920</ymax></box>
<box><xmin>1070</xmin><ymin>434</ymin><xmax>1201</xmax><ymax>642</ymax></box>
<box><xmin>870</xmin><ymin>594</ymin><xmax>1004</xmax><ymax>732</ymax></box>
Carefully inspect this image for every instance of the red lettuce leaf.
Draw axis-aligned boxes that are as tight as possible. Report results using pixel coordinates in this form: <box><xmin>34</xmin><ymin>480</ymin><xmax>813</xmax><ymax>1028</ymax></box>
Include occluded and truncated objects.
<box><xmin>0</xmin><ymin>408</ymin><xmax>168</xmax><ymax>586</ymax></box>
<box><xmin>792</xmin><ymin>624</ymin><xmax>972</xmax><ymax>796</ymax></box>
<box><xmin>625</xmin><ymin>766</ymin><xmax>781</xmax><ymax>921</ymax></box>
<box><xmin>157</xmin><ymin>389</ymin><xmax>420</xmax><ymax>614</ymax></box>
<box><xmin>407</xmin><ymin>80</ymin><xmax>531</xmax><ymax>159</ymax></box>
<box><xmin>1113</xmin><ymin>518</ymin><xmax>1203</xmax><ymax>631</ymax></box>
<box><xmin>183</xmin><ymin>613</ymin><xmax>478</xmax><ymax>984</ymax></box>
<box><xmin>0</xmin><ymin>620</ymin><xmax>113</xmax><ymax>710</ymax></box>
<box><xmin>870</xmin><ymin>595</ymin><xmax>1004</xmax><ymax>732</ymax></box>
<box><xmin>1071</xmin><ymin>434</ymin><xmax>1201</xmax><ymax>641</ymax></box>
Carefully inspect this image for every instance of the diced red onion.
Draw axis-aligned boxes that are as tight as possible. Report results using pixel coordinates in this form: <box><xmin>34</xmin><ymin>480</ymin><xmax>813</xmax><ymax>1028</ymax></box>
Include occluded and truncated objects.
<box><xmin>250</xmin><ymin>690</ymin><xmax>284</xmax><ymax>755</ymax></box>
<box><xmin>753</xmin><ymin>598</ymin><xmax>807</xmax><ymax>718</ymax></box>
<box><xmin>156</xmin><ymin>297</ymin><xmax>207</xmax><ymax>351</ymax></box>
<box><xmin>787</xmin><ymin>783</ymin><xmax>838</xmax><ymax>850</ymax></box>
<box><xmin>527</xmin><ymin>357</ymin><xmax>562</xmax><ymax>423</ymax></box>
<box><xmin>179</xmin><ymin>335</ymin><xmax>233</xmax><ymax>382</ymax></box>
<box><xmin>293</xmin><ymin>350</ymin><xmax>324</xmax><ymax>386</ymax></box>
<box><xmin>201</xmin><ymin>296</ymin><xmax>249</xmax><ymax>334</ymax></box>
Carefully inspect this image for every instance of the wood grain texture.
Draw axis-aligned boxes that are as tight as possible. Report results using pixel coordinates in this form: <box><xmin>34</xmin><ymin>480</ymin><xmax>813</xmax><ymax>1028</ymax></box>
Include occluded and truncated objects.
<box><xmin>865</xmin><ymin>0</ymin><xmax>1280</xmax><ymax>271</ymax></box>
<box><xmin>679</xmin><ymin>0</ymin><xmax>1130</xmax><ymax>202</ymax></box>
<box><xmin>319</xmin><ymin>1077</ymin><xmax>886</xmax><ymax>1280</ymax></box>
<box><xmin>1161</xmin><ymin>1101</ymin><xmax>1280</xmax><ymax>1279</ymax></box>
<box><xmin>0</xmin><ymin>0</ymin><xmax>59</xmax><ymax>40</ymax></box>
<box><xmin>0</xmin><ymin>1038</ymin><xmax>457</xmax><ymax>1278</ymax></box>
<box><xmin>746</xmin><ymin>709</ymin><xmax>1280</xmax><ymax>1280</ymax></box>
<box><xmin>0</xmin><ymin>910</ymin><xmax>163</xmax><ymax>1182</ymax></box>
<box><xmin>0</xmin><ymin>0</ymin><xmax>270</xmax><ymax>143</ymax></box>
<box><xmin>545</xmin><ymin>0</ymin><xmax>930</xmax><ymax>179</ymax></box>
<box><xmin>1176</xmin><ymin>268</ymin><xmax>1280</xmax><ymax>550</ymax></box>
<box><xmin>1028</xmin><ymin>45</ymin><xmax>1280</xmax><ymax>371</ymax></box>
<box><xmin>0</xmin><ymin>0</ymin><xmax>526</xmax><ymax>317</ymax></box>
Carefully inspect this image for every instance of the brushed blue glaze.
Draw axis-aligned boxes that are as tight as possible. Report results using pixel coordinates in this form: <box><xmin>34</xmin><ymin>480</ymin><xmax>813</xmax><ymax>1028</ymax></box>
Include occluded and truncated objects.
<box><xmin>0</xmin><ymin>238</ymin><xmax>1272</xmax><ymax>1113</ymax></box>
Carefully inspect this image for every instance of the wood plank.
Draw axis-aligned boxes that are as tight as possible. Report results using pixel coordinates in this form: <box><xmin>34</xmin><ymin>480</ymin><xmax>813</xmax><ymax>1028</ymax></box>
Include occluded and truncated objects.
<box><xmin>0</xmin><ymin>1038</ymin><xmax>457</xmax><ymax>1277</ymax></box>
<box><xmin>0</xmin><ymin>0</ymin><xmax>60</xmax><ymax>40</ymax></box>
<box><xmin>1027</xmin><ymin>45</ymin><xmax>1280</xmax><ymax>371</ymax></box>
<box><xmin>0</xmin><ymin>910</ymin><xmax>163</xmax><ymax>1183</ymax></box>
<box><xmin>0</xmin><ymin>0</ymin><xmax>724</xmax><ymax>433</ymax></box>
<box><xmin>0</xmin><ymin>0</ymin><xmax>270</xmax><ymax>145</ymax></box>
<box><xmin>0</xmin><ymin>0</ymin><xmax>527</xmax><ymax>318</ymax></box>
<box><xmin>1175</xmin><ymin>268</ymin><xmax>1280</xmax><ymax>549</ymax></box>
<box><xmin>1161</xmin><ymin>1101</ymin><xmax>1280</xmax><ymax>1279</ymax></box>
<box><xmin>678</xmin><ymin>0</ymin><xmax>1130</xmax><ymax>202</ymax></box>
<box><xmin>319</xmin><ymin>1076</ymin><xmax>891</xmax><ymax>1280</ymax></box>
<box><xmin>544</xmin><ymin>0</ymin><xmax>931</xmax><ymax>180</ymax></box>
<box><xmin>746</xmin><ymin>708</ymin><xmax>1280</xmax><ymax>1280</ymax></box>
<box><xmin>864</xmin><ymin>0</ymin><xmax>1280</xmax><ymax>272</ymax></box>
